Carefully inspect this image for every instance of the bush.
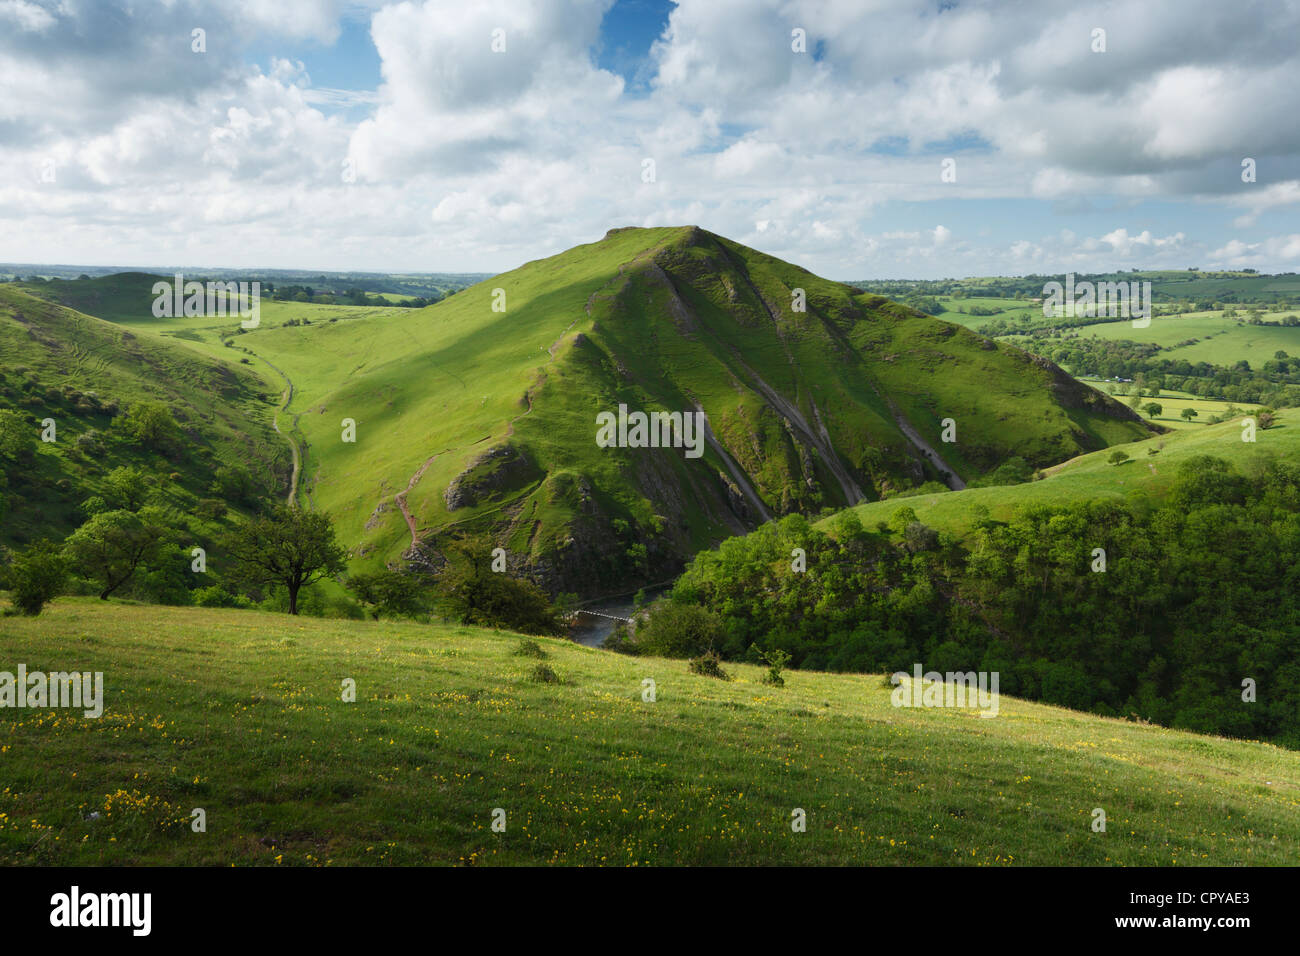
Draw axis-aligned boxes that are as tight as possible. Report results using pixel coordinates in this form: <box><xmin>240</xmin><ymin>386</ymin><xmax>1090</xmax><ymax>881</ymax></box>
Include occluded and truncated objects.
<box><xmin>760</xmin><ymin>647</ymin><xmax>791</xmax><ymax>687</ymax></box>
<box><xmin>350</xmin><ymin>568</ymin><xmax>427</xmax><ymax>620</ymax></box>
<box><xmin>635</xmin><ymin>602</ymin><xmax>725</xmax><ymax>658</ymax></box>
<box><xmin>2</xmin><ymin>541</ymin><xmax>67</xmax><ymax>615</ymax></box>
<box><xmin>192</xmin><ymin>585</ymin><xmax>246</xmax><ymax>608</ymax></box>
<box><xmin>689</xmin><ymin>651</ymin><xmax>731</xmax><ymax>681</ymax></box>
<box><xmin>529</xmin><ymin>663</ymin><xmax>561</xmax><ymax>684</ymax></box>
<box><xmin>513</xmin><ymin>639</ymin><xmax>548</xmax><ymax>659</ymax></box>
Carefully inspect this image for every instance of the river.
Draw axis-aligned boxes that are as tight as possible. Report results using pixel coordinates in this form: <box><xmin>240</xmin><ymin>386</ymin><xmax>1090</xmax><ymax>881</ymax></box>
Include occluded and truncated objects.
<box><xmin>567</xmin><ymin>585</ymin><xmax>670</xmax><ymax>648</ymax></box>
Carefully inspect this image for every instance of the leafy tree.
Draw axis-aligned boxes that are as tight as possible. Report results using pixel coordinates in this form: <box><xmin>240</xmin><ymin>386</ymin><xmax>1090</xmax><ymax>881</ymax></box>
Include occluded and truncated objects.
<box><xmin>121</xmin><ymin>401</ymin><xmax>182</xmax><ymax>453</ymax></box>
<box><xmin>433</xmin><ymin>535</ymin><xmax>562</xmax><ymax>635</ymax></box>
<box><xmin>2</xmin><ymin>541</ymin><xmax>67</xmax><ymax>615</ymax></box>
<box><xmin>635</xmin><ymin>601</ymin><xmax>724</xmax><ymax>658</ymax></box>
<box><xmin>1180</xmin><ymin>407</ymin><xmax>1198</xmax><ymax>421</ymax></box>
<box><xmin>222</xmin><ymin>506</ymin><xmax>346</xmax><ymax>615</ymax></box>
<box><xmin>209</xmin><ymin>465</ymin><xmax>256</xmax><ymax>504</ymax></box>
<box><xmin>350</xmin><ymin>568</ymin><xmax>427</xmax><ymax>619</ymax></box>
<box><xmin>0</xmin><ymin>408</ymin><xmax>29</xmax><ymax>465</ymax></box>
<box><xmin>1142</xmin><ymin>402</ymin><xmax>1163</xmax><ymax>418</ymax></box>
<box><xmin>104</xmin><ymin>466</ymin><xmax>150</xmax><ymax>511</ymax></box>
<box><xmin>1107</xmin><ymin>450</ymin><xmax>1130</xmax><ymax>465</ymax></box>
<box><xmin>64</xmin><ymin>508</ymin><xmax>170</xmax><ymax>599</ymax></box>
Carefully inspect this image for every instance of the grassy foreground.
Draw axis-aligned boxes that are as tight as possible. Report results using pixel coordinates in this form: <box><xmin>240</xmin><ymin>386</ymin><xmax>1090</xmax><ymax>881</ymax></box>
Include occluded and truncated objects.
<box><xmin>2</xmin><ymin>601</ymin><xmax>1298</xmax><ymax>866</ymax></box>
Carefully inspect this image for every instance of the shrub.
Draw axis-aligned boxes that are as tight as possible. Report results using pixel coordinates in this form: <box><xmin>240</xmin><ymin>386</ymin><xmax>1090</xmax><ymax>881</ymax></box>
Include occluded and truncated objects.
<box><xmin>635</xmin><ymin>601</ymin><xmax>725</xmax><ymax>658</ymax></box>
<box><xmin>513</xmin><ymin>639</ymin><xmax>548</xmax><ymax>659</ymax></box>
<box><xmin>2</xmin><ymin>541</ymin><xmax>67</xmax><ymax>615</ymax></box>
<box><xmin>193</xmin><ymin>585</ymin><xmax>244</xmax><ymax>608</ymax></box>
<box><xmin>759</xmin><ymin>647</ymin><xmax>791</xmax><ymax>687</ymax></box>
<box><xmin>689</xmin><ymin>651</ymin><xmax>731</xmax><ymax>681</ymax></box>
<box><xmin>529</xmin><ymin>663</ymin><xmax>560</xmax><ymax>684</ymax></box>
<box><xmin>350</xmin><ymin>568</ymin><xmax>427</xmax><ymax>620</ymax></box>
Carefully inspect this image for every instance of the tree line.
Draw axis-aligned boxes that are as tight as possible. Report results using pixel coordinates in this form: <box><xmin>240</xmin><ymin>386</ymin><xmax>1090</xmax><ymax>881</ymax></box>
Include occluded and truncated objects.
<box><xmin>629</xmin><ymin>454</ymin><xmax>1300</xmax><ymax>748</ymax></box>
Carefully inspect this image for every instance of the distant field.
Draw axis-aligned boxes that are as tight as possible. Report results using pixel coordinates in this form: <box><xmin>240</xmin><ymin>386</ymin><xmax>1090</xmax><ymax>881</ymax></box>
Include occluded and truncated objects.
<box><xmin>934</xmin><ymin>296</ymin><xmax>1039</xmax><ymax>329</ymax></box>
<box><xmin>3</xmin><ymin>599</ymin><xmax>1298</xmax><ymax>866</ymax></box>
<box><xmin>1070</xmin><ymin>310</ymin><xmax>1300</xmax><ymax>366</ymax></box>
<box><xmin>1079</xmin><ymin>379</ymin><xmax>1262</xmax><ymax>430</ymax></box>
<box><xmin>826</xmin><ymin>410</ymin><xmax>1295</xmax><ymax>538</ymax></box>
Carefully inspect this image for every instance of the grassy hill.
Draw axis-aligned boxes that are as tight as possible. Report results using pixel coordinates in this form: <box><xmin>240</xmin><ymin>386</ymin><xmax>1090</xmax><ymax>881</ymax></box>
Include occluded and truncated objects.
<box><xmin>0</xmin><ymin>285</ymin><xmax>288</xmax><ymax>547</ymax></box>
<box><xmin>822</xmin><ymin>409</ymin><xmax>1295</xmax><ymax>538</ymax></box>
<box><xmin>10</xmin><ymin>231</ymin><xmax>1157</xmax><ymax>596</ymax></box>
<box><xmin>1</xmin><ymin>599</ymin><xmax>1297</xmax><ymax>866</ymax></box>
<box><xmin>136</xmin><ymin>226</ymin><xmax>1151</xmax><ymax>595</ymax></box>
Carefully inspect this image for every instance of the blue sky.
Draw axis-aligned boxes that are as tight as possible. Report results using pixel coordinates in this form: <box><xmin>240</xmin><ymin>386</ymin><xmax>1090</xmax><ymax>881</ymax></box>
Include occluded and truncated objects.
<box><xmin>2</xmin><ymin>0</ymin><xmax>1298</xmax><ymax>278</ymax></box>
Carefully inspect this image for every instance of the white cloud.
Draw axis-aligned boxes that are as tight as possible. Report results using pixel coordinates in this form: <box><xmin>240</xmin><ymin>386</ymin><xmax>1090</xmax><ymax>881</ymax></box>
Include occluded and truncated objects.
<box><xmin>2</xmin><ymin>0</ymin><xmax>1300</xmax><ymax>276</ymax></box>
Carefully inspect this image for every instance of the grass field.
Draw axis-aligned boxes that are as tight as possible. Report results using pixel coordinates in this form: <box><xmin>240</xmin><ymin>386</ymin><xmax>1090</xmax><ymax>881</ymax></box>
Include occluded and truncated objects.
<box><xmin>1079</xmin><ymin>379</ymin><xmax>1262</xmax><ymax>430</ymax></box>
<box><xmin>935</xmin><ymin>296</ymin><xmax>1039</xmax><ymax>329</ymax></box>
<box><xmin>826</xmin><ymin>409</ymin><xmax>1296</xmax><ymax>538</ymax></box>
<box><xmin>1068</xmin><ymin>311</ymin><xmax>1300</xmax><ymax>367</ymax></box>
<box><xmin>2</xmin><ymin>599</ymin><xmax>1298</xmax><ymax>866</ymax></box>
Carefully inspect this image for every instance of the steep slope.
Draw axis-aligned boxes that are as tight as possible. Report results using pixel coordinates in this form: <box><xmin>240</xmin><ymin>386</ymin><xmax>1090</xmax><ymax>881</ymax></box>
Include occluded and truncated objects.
<box><xmin>3</xmin><ymin>600</ymin><xmax>1298</xmax><ymax>866</ymax></box>
<box><xmin>0</xmin><ymin>285</ymin><xmax>287</xmax><ymax>546</ymax></box>
<box><xmin>225</xmin><ymin>226</ymin><xmax>1152</xmax><ymax>594</ymax></box>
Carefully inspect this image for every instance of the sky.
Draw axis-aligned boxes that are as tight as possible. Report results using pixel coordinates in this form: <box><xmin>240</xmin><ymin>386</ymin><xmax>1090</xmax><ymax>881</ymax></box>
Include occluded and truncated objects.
<box><xmin>2</xmin><ymin>0</ymin><xmax>1298</xmax><ymax>279</ymax></box>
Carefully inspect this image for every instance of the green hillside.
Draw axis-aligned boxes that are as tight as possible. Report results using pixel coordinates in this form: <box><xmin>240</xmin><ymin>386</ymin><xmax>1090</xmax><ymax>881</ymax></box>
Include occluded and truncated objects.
<box><xmin>171</xmin><ymin>226</ymin><xmax>1149</xmax><ymax>595</ymax></box>
<box><xmin>825</xmin><ymin>409</ymin><xmax>1295</xmax><ymax>537</ymax></box>
<box><xmin>2</xmin><ymin>599</ymin><xmax>1297</xmax><ymax>866</ymax></box>
<box><xmin>0</xmin><ymin>285</ymin><xmax>287</xmax><ymax>548</ymax></box>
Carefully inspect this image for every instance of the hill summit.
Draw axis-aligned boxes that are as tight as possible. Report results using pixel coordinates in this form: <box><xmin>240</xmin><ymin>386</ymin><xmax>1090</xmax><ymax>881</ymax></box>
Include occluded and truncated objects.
<box><xmin>358</xmin><ymin>225</ymin><xmax>1151</xmax><ymax>593</ymax></box>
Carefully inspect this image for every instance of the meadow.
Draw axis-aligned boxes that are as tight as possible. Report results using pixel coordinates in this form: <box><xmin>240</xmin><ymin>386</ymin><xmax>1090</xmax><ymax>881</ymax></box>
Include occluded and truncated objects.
<box><xmin>1079</xmin><ymin>379</ymin><xmax>1262</xmax><ymax>430</ymax></box>
<box><xmin>2</xmin><ymin>599</ymin><xmax>1298</xmax><ymax>866</ymax></box>
<box><xmin>825</xmin><ymin>409</ymin><xmax>1295</xmax><ymax>537</ymax></box>
<box><xmin>1068</xmin><ymin>310</ymin><xmax>1300</xmax><ymax>367</ymax></box>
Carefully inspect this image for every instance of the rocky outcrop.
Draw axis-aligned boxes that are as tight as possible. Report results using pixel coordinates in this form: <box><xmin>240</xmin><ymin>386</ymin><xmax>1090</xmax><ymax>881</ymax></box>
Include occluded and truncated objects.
<box><xmin>443</xmin><ymin>444</ymin><xmax>542</xmax><ymax>512</ymax></box>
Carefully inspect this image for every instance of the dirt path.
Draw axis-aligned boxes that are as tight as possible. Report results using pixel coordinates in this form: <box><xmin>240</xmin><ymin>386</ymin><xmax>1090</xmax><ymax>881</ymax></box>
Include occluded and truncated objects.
<box><xmin>254</xmin><ymin>354</ymin><xmax>303</xmax><ymax>506</ymax></box>
<box><xmin>394</xmin><ymin>450</ymin><xmax>448</xmax><ymax>548</ymax></box>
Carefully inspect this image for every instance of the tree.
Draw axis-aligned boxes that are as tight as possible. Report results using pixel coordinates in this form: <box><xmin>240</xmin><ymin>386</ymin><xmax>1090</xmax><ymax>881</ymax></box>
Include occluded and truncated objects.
<box><xmin>0</xmin><ymin>408</ymin><xmax>30</xmax><ymax>468</ymax></box>
<box><xmin>104</xmin><ymin>465</ymin><xmax>150</xmax><ymax>511</ymax></box>
<box><xmin>223</xmin><ymin>506</ymin><xmax>346</xmax><ymax>615</ymax></box>
<box><xmin>121</xmin><ymin>401</ymin><xmax>182</xmax><ymax>453</ymax></box>
<box><xmin>1108</xmin><ymin>450</ymin><xmax>1130</xmax><ymax>466</ymax></box>
<box><xmin>350</xmin><ymin>568</ymin><xmax>427</xmax><ymax>619</ymax></box>
<box><xmin>434</xmin><ymin>536</ymin><xmax>563</xmax><ymax>635</ymax></box>
<box><xmin>1142</xmin><ymin>402</ymin><xmax>1163</xmax><ymax>419</ymax></box>
<box><xmin>1180</xmin><ymin>407</ymin><xmax>1199</xmax><ymax>422</ymax></box>
<box><xmin>635</xmin><ymin>601</ymin><xmax>724</xmax><ymax>658</ymax></box>
<box><xmin>1257</xmin><ymin>411</ymin><xmax>1276</xmax><ymax>429</ymax></box>
<box><xmin>64</xmin><ymin>508</ymin><xmax>169</xmax><ymax>599</ymax></box>
<box><xmin>2</xmin><ymin>541</ymin><xmax>67</xmax><ymax>615</ymax></box>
